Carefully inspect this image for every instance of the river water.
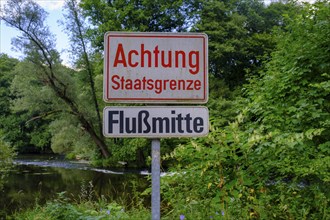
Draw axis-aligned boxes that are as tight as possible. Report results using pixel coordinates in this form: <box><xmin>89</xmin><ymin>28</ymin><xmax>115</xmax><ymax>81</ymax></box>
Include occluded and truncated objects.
<box><xmin>0</xmin><ymin>155</ymin><xmax>150</xmax><ymax>217</ymax></box>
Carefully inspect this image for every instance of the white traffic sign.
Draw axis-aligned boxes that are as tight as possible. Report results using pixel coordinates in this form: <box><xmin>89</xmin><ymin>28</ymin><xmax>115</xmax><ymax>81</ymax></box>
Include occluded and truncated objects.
<box><xmin>103</xmin><ymin>106</ymin><xmax>209</xmax><ymax>137</ymax></box>
<box><xmin>103</xmin><ymin>32</ymin><xmax>208</xmax><ymax>103</ymax></box>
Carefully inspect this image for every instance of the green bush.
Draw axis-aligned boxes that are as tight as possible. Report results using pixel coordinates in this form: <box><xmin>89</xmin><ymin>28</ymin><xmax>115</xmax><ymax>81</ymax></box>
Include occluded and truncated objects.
<box><xmin>0</xmin><ymin>139</ymin><xmax>15</xmax><ymax>190</ymax></box>
<box><xmin>161</xmin><ymin>2</ymin><xmax>330</xmax><ymax>219</ymax></box>
<box><xmin>11</xmin><ymin>179</ymin><xmax>151</xmax><ymax>220</ymax></box>
<box><xmin>162</xmin><ymin>117</ymin><xmax>329</xmax><ymax>219</ymax></box>
<box><xmin>12</xmin><ymin>191</ymin><xmax>150</xmax><ymax>220</ymax></box>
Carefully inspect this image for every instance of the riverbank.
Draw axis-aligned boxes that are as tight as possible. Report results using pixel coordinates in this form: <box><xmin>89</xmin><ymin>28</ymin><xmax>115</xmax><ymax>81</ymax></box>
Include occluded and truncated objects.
<box><xmin>10</xmin><ymin>194</ymin><xmax>152</xmax><ymax>220</ymax></box>
<box><xmin>1</xmin><ymin>155</ymin><xmax>150</xmax><ymax>218</ymax></box>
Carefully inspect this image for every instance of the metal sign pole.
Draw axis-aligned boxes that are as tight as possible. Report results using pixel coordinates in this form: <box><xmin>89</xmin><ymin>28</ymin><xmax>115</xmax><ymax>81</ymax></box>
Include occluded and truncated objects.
<box><xmin>151</xmin><ymin>138</ymin><xmax>161</xmax><ymax>220</ymax></box>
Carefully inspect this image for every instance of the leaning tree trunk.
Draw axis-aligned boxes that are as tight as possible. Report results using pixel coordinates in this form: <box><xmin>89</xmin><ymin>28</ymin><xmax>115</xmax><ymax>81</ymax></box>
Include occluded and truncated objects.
<box><xmin>0</xmin><ymin>0</ymin><xmax>111</xmax><ymax>158</ymax></box>
<box><xmin>65</xmin><ymin>0</ymin><xmax>104</xmax><ymax>139</ymax></box>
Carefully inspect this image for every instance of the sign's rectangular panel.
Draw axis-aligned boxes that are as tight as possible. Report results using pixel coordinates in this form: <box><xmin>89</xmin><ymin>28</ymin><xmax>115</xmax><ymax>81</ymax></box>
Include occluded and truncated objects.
<box><xmin>103</xmin><ymin>32</ymin><xmax>208</xmax><ymax>103</ymax></box>
<box><xmin>103</xmin><ymin>106</ymin><xmax>209</xmax><ymax>137</ymax></box>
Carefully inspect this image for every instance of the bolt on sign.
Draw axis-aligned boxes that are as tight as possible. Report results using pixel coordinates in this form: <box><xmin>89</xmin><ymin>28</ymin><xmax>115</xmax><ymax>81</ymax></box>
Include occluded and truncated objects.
<box><xmin>103</xmin><ymin>32</ymin><xmax>208</xmax><ymax>103</ymax></box>
<box><xmin>103</xmin><ymin>106</ymin><xmax>209</xmax><ymax>138</ymax></box>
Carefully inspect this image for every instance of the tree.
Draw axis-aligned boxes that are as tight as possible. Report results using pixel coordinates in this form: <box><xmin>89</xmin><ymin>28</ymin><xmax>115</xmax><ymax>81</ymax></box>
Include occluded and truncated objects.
<box><xmin>0</xmin><ymin>54</ymin><xmax>49</xmax><ymax>152</ymax></box>
<box><xmin>0</xmin><ymin>0</ymin><xmax>110</xmax><ymax>158</ymax></box>
<box><xmin>0</xmin><ymin>54</ymin><xmax>18</xmax><ymax>124</ymax></box>
<box><xmin>194</xmin><ymin>0</ymin><xmax>297</xmax><ymax>88</ymax></box>
<box><xmin>62</xmin><ymin>0</ymin><xmax>103</xmax><ymax>142</ymax></box>
<box><xmin>80</xmin><ymin>0</ymin><xmax>197</xmax><ymax>49</ymax></box>
<box><xmin>0</xmin><ymin>54</ymin><xmax>18</xmax><ymax>119</ymax></box>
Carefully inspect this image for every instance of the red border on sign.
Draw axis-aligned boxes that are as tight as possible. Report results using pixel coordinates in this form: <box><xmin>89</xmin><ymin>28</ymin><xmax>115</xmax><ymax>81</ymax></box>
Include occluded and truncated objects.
<box><xmin>104</xmin><ymin>33</ymin><xmax>208</xmax><ymax>103</ymax></box>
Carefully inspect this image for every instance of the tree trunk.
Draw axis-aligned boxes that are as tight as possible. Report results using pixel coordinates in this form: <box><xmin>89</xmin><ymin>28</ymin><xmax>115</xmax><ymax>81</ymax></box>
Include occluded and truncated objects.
<box><xmin>46</xmin><ymin>74</ymin><xmax>111</xmax><ymax>158</ymax></box>
<box><xmin>1</xmin><ymin>0</ymin><xmax>111</xmax><ymax>158</ymax></box>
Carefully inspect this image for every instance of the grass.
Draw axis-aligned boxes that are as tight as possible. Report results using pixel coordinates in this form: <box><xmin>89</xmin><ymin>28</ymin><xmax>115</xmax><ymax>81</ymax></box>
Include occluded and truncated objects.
<box><xmin>10</xmin><ymin>192</ymin><xmax>151</xmax><ymax>220</ymax></box>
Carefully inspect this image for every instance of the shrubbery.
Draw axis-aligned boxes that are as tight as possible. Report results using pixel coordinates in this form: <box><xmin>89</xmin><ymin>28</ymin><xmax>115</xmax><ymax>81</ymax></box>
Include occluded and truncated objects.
<box><xmin>12</xmin><ymin>191</ymin><xmax>150</xmax><ymax>220</ymax></box>
<box><xmin>161</xmin><ymin>2</ymin><xmax>330</xmax><ymax>219</ymax></box>
<box><xmin>0</xmin><ymin>140</ymin><xmax>15</xmax><ymax>189</ymax></box>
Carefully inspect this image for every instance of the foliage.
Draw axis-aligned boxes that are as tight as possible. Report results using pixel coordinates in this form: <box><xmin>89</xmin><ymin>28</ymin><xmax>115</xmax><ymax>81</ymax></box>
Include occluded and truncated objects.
<box><xmin>62</xmin><ymin>0</ymin><xmax>104</xmax><ymax>143</ymax></box>
<box><xmin>0</xmin><ymin>139</ymin><xmax>15</xmax><ymax>217</ymax></box>
<box><xmin>162</xmin><ymin>119</ymin><xmax>257</xmax><ymax>219</ymax></box>
<box><xmin>0</xmin><ymin>142</ymin><xmax>12</xmax><ymax>217</ymax></box>
<box><xmin>162</xmin><ymin>117</ymin><xmax>329</xmax><ymax>219</ymax></box>
<box><xmin>161</xmin><ymin>1</ymin><xmax>330</xmax><ymax>219</ymax></box>
<box><xmin>0</xmin><ymin>54</ymin><xmax>18</xmax><ymax>116</ymax></box>
<box><xmin>0</xmin><ymin>54</ymin><xmax>52</xmax><ymax>152</ymax></box>
<box><xmin>12</xmin><ymin>202</ymin><xmax>150</xmax><ymax>220</ymax></box>
<box><xmin>11</xmin><ymin>188</ymin><xmax>150</xmax><ymax>220</ymax></box>
<box><xmin>243</xmin><ymin>0</ymin><xmax>330</xmax><ymax>190</ymax></box>
<box><xmin>80</xmin><ymin>0</ymin><xmax>197</xmax><ymax>49</ymax></box>
<box><xmin>48</xmin><ymin>116</ymin><xmax>97</xmax><ymax>159</ymax></box>
<box><xmin>194</xmin><ymin>0</ymin><xmax>298</xmax><ymax>88</ymax></box>
<box><xmin>0</xmin><ymin>140</ymin><xmax>15</xmax><ymax>189</ymax></box>
<box><xmin>1</xmin><ymin>0</ymin><xmax>112</xmax><ymax>158</ymax></box>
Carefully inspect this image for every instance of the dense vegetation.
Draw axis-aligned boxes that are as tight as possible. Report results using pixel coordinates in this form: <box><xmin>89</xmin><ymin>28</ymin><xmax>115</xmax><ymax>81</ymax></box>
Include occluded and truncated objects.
<box><xmin>0</xmin><ymin>0</ymin><xmax>329</xmax><ymax>219</ymax></box>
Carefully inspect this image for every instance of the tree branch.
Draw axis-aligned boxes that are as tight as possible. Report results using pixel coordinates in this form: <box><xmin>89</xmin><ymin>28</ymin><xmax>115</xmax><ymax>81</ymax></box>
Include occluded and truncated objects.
<box><xmin>25</xmin><ymin>110</ymin><xmax>65</xmax><ymax>124</ymax></box>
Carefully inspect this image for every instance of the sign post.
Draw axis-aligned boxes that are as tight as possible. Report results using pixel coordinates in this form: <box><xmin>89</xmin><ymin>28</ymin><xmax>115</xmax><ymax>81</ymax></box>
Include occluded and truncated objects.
<box><xmin>103</xmin><ymin>32</ymin><xmax>208</xmax><ymax>220</ymax></box>
<box><xmin>151</xmin><ymin>139</ymin><xmax>161</xmax><ymax>220</ymax></box>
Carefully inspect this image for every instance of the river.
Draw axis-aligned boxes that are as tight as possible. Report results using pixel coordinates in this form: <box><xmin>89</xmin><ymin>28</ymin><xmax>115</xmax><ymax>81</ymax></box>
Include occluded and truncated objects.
<box><xmin>0</xmin><ymin>155</ymin><xmax>150</xmax><ymax>217</ymax></box>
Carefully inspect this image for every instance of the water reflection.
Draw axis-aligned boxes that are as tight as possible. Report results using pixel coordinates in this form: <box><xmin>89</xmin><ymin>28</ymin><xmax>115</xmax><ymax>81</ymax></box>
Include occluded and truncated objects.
<box><xmin>1</xmin><ymin>157</ymin><xmax>149</xmax><ymax>217</ymax></box>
